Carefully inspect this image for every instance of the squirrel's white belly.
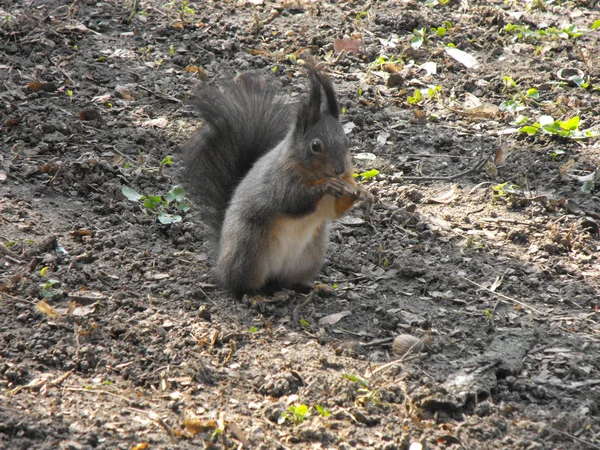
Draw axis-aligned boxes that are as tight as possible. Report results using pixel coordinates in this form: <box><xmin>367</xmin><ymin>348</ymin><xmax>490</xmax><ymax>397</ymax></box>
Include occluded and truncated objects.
<box><xmin>268</xmin><ymin>195</ymin><xmax>336</xmax><ymax>281</ymax></box>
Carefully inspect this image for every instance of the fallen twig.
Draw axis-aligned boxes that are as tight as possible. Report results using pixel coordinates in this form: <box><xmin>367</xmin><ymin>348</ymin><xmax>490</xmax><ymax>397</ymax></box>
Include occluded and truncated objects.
<box><xmin>65</xmin><ymin>387</ymin><xmax>136</xmax><ymax>405</ymax></box>
<box><xmin>401</xmin><ymin>137</ymin><xmax>489</xmax><ymax>181</ymax></box>
<box><xmin>457</xmin><ymin>275</ymin><xmax>544</xmax><ymax>315</ymax></box>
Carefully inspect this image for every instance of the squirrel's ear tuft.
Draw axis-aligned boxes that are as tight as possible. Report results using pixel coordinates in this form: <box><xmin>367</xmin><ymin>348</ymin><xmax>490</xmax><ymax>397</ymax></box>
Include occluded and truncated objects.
<box><xmin>313</xmin><ymin>69</ymin><xmax>339</xmax><ymax>120</ymax></box>
<box><xmin>296</xmin><ymin>68</ymin><xmax>322</xmax><ymax>132</ymax></box>
<box><xmin>295</xmin><ymin>65</ymin><xmax>339</xmax><ymax>132</ymax></box>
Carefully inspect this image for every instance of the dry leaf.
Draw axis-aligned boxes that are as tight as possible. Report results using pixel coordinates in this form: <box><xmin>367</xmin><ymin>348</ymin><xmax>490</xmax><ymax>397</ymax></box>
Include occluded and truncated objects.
<box><xmin>428</xmin><ymin>186</ymin><xmax>457</xmax><ymax>204</ymax></box>
<box><xmin>444</xmin><ymin>47</ymin><xmax>480</xmax><ymax>70</ymax></box>
<box><xmin>484</xmin><ymin>160</ymin><xmax>498</xmax><ymax>178</ymax></box>
<box><xmin>318</xmin><ymin>310</ymin><xmax>352</xmax><ymax>325</ymax></box>
<box><xmin>36</xmin><ymin>300</ymin><xmax>59</xmax><ymax>319</ymax></box>
<box><xmin>27</xmin><ymin>82</ymin><xmax>57</xmax><ymax>92</ymax></box>
<box><xmin>142</xmin><ymin>118</ymin><xmax>169</xmax><ymax>128</ymax></box>
<box><xmin>79</xmin><ymin>109</ymin><xmax>103</xmax><ymax>121</ymax></box>
<box><xmin>130</xmin><ymin>444</ymin><xmax>148</xmax><ymax>450</ymax></box>
<box><xmin>183</xmin><ymin>410</ymin><xmax>217</xmax><ymax>436</ymax></box>
<box><xmin>559</xmin><ymin>159</ymin><xmax>576</xmax><ymax>180</ymax></box>
<box><xmin>91</xmin><ymin>93</ymin><xmax>112</xmax><ymax>104</ymax></box>
<box><xmin>5</xmin><ymin>117</ymin><xmax>21</xmax><ymax>126</ymax></box>
<box><xmin>184</xmin><ymin>65</ymin><xmax>209</xmax><ymax>81</ymax></box>
<box><xmin>228</xmin><ymin>422</ymin><xmax>251</xmax><ymax>448</ymax></box>
<box><xmin>495</xmin><ymin>146</ymin><xmax>511</xmax><ymax>166</ymax></box>
<box><xmin>333</xmin><ymin>38</ymin><xmax>362</xmax><ymax>56</ymax></box>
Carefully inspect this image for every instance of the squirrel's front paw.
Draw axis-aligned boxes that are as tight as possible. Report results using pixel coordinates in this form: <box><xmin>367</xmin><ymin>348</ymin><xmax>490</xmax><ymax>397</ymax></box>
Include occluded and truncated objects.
<box><xmin>322</xmin><ymin>178</ymin><xmax>352</xmax><ymax>198</ymax></box>
<box><xmin>357</xmin><ymin>186</ymin><xmax>374</xmax><ymax>214</ymax></box>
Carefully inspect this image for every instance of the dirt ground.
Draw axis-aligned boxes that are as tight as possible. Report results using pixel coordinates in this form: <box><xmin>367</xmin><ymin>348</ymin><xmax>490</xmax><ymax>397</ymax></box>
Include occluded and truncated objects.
<box><xmin>1</xmin><ymin>0</ymin><xmax>600</xmax><ymax>449</ymax></box>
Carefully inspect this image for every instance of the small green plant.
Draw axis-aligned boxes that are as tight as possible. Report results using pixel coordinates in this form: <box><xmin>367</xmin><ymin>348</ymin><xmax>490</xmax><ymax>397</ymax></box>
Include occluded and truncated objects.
<box><xmin>314</xmin><ymin>405</ymin><xmax>331</xmax><ymax>417</ymax></box>
<box><xmin>407</xmin><ymin>85</ymin><xmax>442</xmax><ymax>105</ymax></box>
<box><xmin>122</xmin><ymin>184</ymin><xmax>191</xmax><ymax>224</ymax></box>
<box><xmin>169</xmin><ymin>44</ymin><xmax>175</xmax><ymax>57</ymax></box>
<box><xmin>159</xmin><ymin>155</ymin><xmax>173</xmax><ymax>175</ymax></box>
<box><xmin>370</xmin><ymin>54</ymin><xmax>404</xmax><ymax>71</ymax></box>
<box><xmin>491</xmin><ymin>182</ymin><xmax>520</xmax><ymax>197</ymax></box>
<box><xmin>520</xmin><ymin>116</ymin><xmax>600</xmax><ymax>139</ymax></box>
<box><xmin>483</xmin><ymin>309</ymin><xmax>494</xmax><ymax>323</ymax></box>
<box><xmin>353</xmin><ymin>169</ymin><xmax>379</xmax><ymax>180</ymax></box>
<box><xmin>66</xmin><ymin>90</ymin><xmax>73</xmax><ymax>101</ymax></box>
<box><xmin>5</xmin><ymin>14</ymin><xmax>14</xmax><ymax>31</ymax></box>
<box><xmin>299</xmin><ymin>318</ymin><xmax>310</xmax><ymax>327</ymax></box>
<box><xmin>344</xmin><ymin>374</ymin><xmax>381</xmax><ymax>406</ymax></box>
<box><xmin>39</xmin><ymin>267</ymin><xmax>62</xmax><ymax>298</ymax></box>
<box><xmin>411</xmin><ymin>28</ymin><xmax>427</xmax><ymax>49</ymax></box>
<box><xmin>504</xmin><ymin>23</ymin><xmax>590</xmax><ymax>43</ymax></box>
<box><xmin>278</xmin><ymin>404</ymin><xmax>309</xmax><ymax>425</ymax></box>
<box><xmin>548</xmin><ymin>149</ymin><xmax>566</xmax><ymax>161</ymax></box>
<box><xmin>408</xmin><ymin>89</ymin><xmax>422</xmax><ymax>104</ymax></box>
<box><xmin>249</xmin><ymin>326</ymin><xmax>258</xmax><ymax>333</ymax></box>
<box><xmin>164</xmin><ymin>0</ymin><xmax>195</xmax><ymax>23</ymax></box>
<box><xmin>355</xmin><ymin>10</ymin><xmax>368</xmax><ymax>20</ymax></box>
<box><xmin>424</xmin><ymin>0</ymin><xmax>450</xmax><ymax>6</ymax></box>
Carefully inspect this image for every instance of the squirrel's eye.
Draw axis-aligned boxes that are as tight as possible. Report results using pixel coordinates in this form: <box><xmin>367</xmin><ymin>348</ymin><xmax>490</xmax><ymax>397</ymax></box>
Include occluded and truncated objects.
<box><xmin>310</xmin><ymin>139</ymin><xmax>323</xmax><ymax>154</ymax></box>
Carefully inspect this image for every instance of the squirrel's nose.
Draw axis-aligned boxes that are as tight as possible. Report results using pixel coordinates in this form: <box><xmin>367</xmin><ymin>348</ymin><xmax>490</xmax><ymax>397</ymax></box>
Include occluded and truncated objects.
<box><xmin>334</xmin><ymin>161</ymin><xmax>346</xmax><ymax>176</ymax></box>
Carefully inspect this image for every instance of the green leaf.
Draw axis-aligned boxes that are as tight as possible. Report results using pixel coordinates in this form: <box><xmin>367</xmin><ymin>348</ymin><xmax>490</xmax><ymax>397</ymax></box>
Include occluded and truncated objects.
<box><xmin>143</xmin><ymin>196</ymin><xmax>161</xmax><ymax>210</ymax></box>
<box><xmin>570</xmin><ymin>75</ymin><xmax>585</xmax><ymax>87</ymax></box>
<box><xmin>514</xmin><ymin>115</ymin><xmax>529</xmax><ymax>125</ymax></box>
<box><xmin>178</xmin><ymin>202</ymin><xmax>192</xmax><ymax>212</ymax></box>
<box><xmin>165</xmin><ymin>184</ymin><xmax>185</xmax><ymax>203</ymax></box>
<box><xmin>581</xmin><ymin>179</ymin><xmax>595</xmax><ymax>194</ymax></box>
<box><xmin>360</xmin><ymin>169</ymin><xmax>379</xmax><ymax>180</ymax></box>
<box><xmin>299</xmin><ymin>319</ymin><xmax>310</xmax><ymax>327</ymax></box>
<box><xmin>519</xmin><ymin>125</ymin><xmax>539</xmax><ymax>135</ymax></box>
<box><xmin>591</xmin><ymin>20</ymin><xmax>600</xmax><ymax>30</ymax></box>
<box><xmin>410</xmin><ymin>36</ymin><xmax>423</xmax><ymax>49</ymax></box>
<box><xmin>407</xmin><ymin>88</ymin><xmax>422</xmax><ymax>104</ymax></box>
<box><xmin>161</xmin><ymin>155</ymin><xmax>173</xmax><ymax>166</ymax></box>
<box><xmin>526</xmin><ymin>88</ymin><xmax>539</xmax><ymax>99</ymax></box>
<box><xmin>560</xmin><ymin>116</ymin><xmax>580</xmax><ymax>131</ymax></box>
<box><xmin>249</xmin><ymin>326</ymin><xmax>258</xmax><ymax>333</ymax></box>
<box><xmin>122</xmin><ymin>186</ymin><xmax>143</xmax><ymax>201</ymax></box>
<box><xmin>434</xmin><ymin>26</ymin><xmax>446</xmax><ymax>37</ymax></box>
<box><xmin>157</xmin><ymin>213</ymin><xmax>182</xmax><ymax>224</ymax></box>
<box><xmin>344</xmin><ymin>373</ymin><xmax>370</xmax><ymax>389</ymax></box>
<box><xmin>314</xmin><ymin>405</ymin><xmax>331</xmax><ymax>417</ymax></box>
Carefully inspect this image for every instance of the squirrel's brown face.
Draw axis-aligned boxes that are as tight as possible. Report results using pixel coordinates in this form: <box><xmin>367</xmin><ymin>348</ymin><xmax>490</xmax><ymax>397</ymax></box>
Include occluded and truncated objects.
<box><xmin>293</xmin><ymin>69</ymin><xmax>352</xmax><ymax>179</ymax></box>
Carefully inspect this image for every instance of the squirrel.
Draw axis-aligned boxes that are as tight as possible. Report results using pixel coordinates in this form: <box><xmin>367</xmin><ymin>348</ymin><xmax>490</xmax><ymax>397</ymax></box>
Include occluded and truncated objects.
<box><xmin>182</xmin><ymin>65</ymin><xmax>373</xmax><ymax>296</ymax></box>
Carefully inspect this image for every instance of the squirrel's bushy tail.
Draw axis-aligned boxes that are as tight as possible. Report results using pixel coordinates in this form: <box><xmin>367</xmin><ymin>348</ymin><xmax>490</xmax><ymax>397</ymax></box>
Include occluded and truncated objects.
<box><xmin>182</xmin><ymin>74</ymin><xmax>293</xmax><ymax>243</ymax></box>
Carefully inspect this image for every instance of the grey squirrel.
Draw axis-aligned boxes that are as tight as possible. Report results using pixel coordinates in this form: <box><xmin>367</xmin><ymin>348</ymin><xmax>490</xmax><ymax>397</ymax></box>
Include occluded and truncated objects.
<box><xmin>182</xmin><ymin>65</ymin><xmax>373</xmax><ymax>296</ymax></box>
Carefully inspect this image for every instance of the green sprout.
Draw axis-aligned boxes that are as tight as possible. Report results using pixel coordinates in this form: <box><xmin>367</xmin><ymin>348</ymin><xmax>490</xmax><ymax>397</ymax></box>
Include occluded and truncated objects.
<box><xmin>278</xmin><ymin>404</ymin><xmax>309</xmax><ymax>425</ymax></box>
<box><xmin>314</xmin><ymin>405</ymin><xmax>331</xmax><ymax>417</ymax></box>
<box><xmin>344</xmin><ymin>373</ymin><xmax>380</xmax><ymax>406</ymax></box>
<box><xmin>491</xmin><ymin>182</ymin><xmax>520</xmax><ymax>197</ymax></box>
<box><xmin>353</xmin><ymin>169</ymin><xmax>379</xmax><ymax>180</ymax></box>
<box><xmin>122</xmin><ymin>184</ymin><xmax>191</xmax><ymax>224</ymax></box>
<box><xmin>411</xmin><ymin>28</ymin><xmax>427</xmax><ymax>49</ymax></box>
<box><xmin>483</xmin><ymin>309</ymin><xmax>494</xmax><ymax>323</ymax></box>
<box><xmin>164</xmin><ymin>0</ymin><xmax>195</xmax><ymax>23</ymax></box>
<box><xmin>408</xmin><ymin>89</ymin><xmax>422</xmax><ymax>104</ymax></box>
<box><xmin>520</xmin><ymin>116</ymin><xmax>600</xmax><ymax>139</ymax></box>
